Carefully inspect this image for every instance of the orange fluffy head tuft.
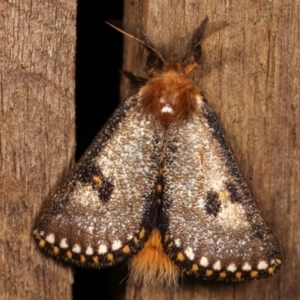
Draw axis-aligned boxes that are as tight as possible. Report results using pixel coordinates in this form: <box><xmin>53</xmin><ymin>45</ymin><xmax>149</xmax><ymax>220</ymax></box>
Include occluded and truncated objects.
<box><xmin>128</xmin><ymin>230</ymin><xmax>180</xmax><ymax>287</ymax></box>
<box><xmin>140</xmin><ymin>62</ymin><xmax>199</xmax><ymax>127</ymax></box>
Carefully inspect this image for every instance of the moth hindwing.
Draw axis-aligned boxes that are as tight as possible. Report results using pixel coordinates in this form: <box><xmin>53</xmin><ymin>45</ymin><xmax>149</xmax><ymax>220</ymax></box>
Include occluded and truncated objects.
<box><xmin>33</xmin><ymin>18</ymin><xmax>281</xmax><ymax>286</ymax></box>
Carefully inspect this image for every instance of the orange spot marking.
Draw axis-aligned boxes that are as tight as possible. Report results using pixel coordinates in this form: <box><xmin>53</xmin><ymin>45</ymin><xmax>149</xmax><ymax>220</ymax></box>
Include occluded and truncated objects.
<box><xmin>206</xmin><ymin>269</ymin><xmax>213</xmax><ymax>276</ymax></box>
<box><xmin>159</xmin><ymin>155</ymin><xmax>164</xmax><ymax>164</ymax></box>
<box><xmin>164</xmin><ymin>235</ymin><xmax>169</xmax><ymax>242</ymax></box>
<box><xmin>219</xmin><ymin>271</ymin><xmax>227</xmax><ymax>278</ymax></box>
<box><xmin>250</xmin><ymin>270</ymin><xmax>258</xmax><ymax>278</ymax></box>
<box><xmin>177</xmin><ymin>252</ymin><xmax>185</xmax><ymax>261</ymax></box>
<box><xmin>268</xmin><ymin>267</ymin><xmax>274</xmax><ymax>275</ymax></box>
<box><xmin>107</xmin><ymin>253</ymin><xmax>114</xmax><ymax>261</ymax></box>
<box><xmin>39</xmin><ymin>239</ymin><xmax>46</xmax><ymax>247</ymax></box>
<box><xmin>191</xmin><ymin>264</ymin><xmax>199</xmax><ymax>272</ymax></box>
<box><xmin>122</xmin><ymin>245</ymin><xmax>130</xmax><ymax>254</ymax></box>
<box><xmin>199</xmin><ymin>151</ymin><xmax>204</xmax><ymax>164</ymax></box>
<box><xmin>80</xmin><ymin>255</ymin><xmax>86</xmax><ymax>263</ymax></box>
<box><xmin>139</xmin><ymin>228</ymin><xmax>146</xmax><ymax>239</ymax></box>
<box><xmin>53</xmin><ymin>246</ymin><xmax>60</xmax><ymax>254</ymax></box>
<box><xmin>92</xmin><ymin>175</ymin><xmax>102</xmax><ymax>185</ymax></box>
<box><xmin>168</xmin><ymin>242</ymin><xmax>174</xmax><ymax>247</ymax></box>
<box><xmin>66</xmin><ymin>250</ymin><xmax>72</xmax><ymax>259</ymax></box>
<box><xmin>219</xmin><ymin>190</ymin><xmax>230</xmax><ymax>201</ymax></box>
<box><xmin>129</xmin><ymin>230</ymin><xmax>179</xmax><ymax>287</ymax></box>
<box><xmin>93</xmin><ymin>256</ymin><xmax>99</xmax><ymax>264</ymax></box>
<box><xmin>156</xmin><ymin>184</ymin><xmax>162</xmax><ymax>193</ymax></box>
<box><xmin>157</xmin><ymin>198</ymin><xmax>162</xmax><ymax>205</ymax></box>
<box><xmin>133</xmin><ymin>237</ymin><xmax>138</xmax><ymax>244</ymax></box>
<box><xmin>235</xmin><ymin>271</ymin><xmax>242</xmax><ymax>279</ymax></box>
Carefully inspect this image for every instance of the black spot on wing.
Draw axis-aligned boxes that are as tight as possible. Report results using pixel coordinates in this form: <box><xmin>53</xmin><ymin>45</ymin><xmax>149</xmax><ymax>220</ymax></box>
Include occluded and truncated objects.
<box><xmin>226</xmin><ymin>181</ymin><xmax>241</xmax><ymax>203</ymax></box>
<box><xmin>205</xmin><ymin>191</ymin><xmax>221</xmax><ymax>217</ymax></box>
<box><xmin>99</xmin><ymin>179</ymin><xmax>114</xmax><ymax>202</ymax></box>
<box><xmin>76</xmin><ymin>163</ymin><xmax>114</xmax><ymax>202</ymax></box>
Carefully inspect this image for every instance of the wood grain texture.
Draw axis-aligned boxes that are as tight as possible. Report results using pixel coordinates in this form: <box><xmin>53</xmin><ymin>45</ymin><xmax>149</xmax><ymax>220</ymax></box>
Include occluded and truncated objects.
<box><xmin>123</xmin><ymin>0</ymin><xmax>299</xmax><ymax>299</ymax></box>
<box><xmin>0</xmin><ymin>1</ymin><xmax>76</xmax><ymax>299</ymax></box>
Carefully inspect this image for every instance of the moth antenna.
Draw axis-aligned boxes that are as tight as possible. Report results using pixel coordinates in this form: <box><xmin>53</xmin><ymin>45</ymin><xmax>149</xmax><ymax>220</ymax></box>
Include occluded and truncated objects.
<box><xmin>105</xmin><ymin>21</ymin><xmax>166</xmax><ymax>64</ymax></box>
<box><xmin>140</xmin><ymin>29</ymin><xmax>165</xmax><ymax>72</ymax></box>
<box><xmin>180</xmin><ymin>17</ymin><xmax>229</xmax><ymax>64</ymax></box>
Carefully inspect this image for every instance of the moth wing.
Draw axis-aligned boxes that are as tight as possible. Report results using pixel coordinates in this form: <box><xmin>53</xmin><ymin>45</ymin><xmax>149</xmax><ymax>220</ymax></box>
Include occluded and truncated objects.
<box><xmin>33</xmin><ymin>95</ymin><xmax>163</xmax><ymax>267</ymax></box>
<box><xmin>162</xmin><ymin>96</ymin><xmax>281</xmax><ymax>281</ymax></box>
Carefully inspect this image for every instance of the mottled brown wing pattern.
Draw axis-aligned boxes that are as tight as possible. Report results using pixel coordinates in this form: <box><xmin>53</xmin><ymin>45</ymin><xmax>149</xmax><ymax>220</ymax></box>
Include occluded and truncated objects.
<box><xmin>161</xmin><ymin>96</ymin><xmax>281</xmax><ymax>281</ymax></box>
<box><xmin>33</xmin><ymin>95</ymin><xmax>164</xmax><ymax>268</ymax></box>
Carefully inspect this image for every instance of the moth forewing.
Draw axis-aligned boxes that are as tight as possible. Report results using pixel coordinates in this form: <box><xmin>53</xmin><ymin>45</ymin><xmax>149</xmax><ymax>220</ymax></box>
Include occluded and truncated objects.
<box><xmin>160</xmin><ymin>97</ymin><xmax>281</xmax><ymax>282</ymax></box>
<box><xmin>33</xmin><ymin>96</ymin><xmax>164</xmax><ymax>268</ymax></box>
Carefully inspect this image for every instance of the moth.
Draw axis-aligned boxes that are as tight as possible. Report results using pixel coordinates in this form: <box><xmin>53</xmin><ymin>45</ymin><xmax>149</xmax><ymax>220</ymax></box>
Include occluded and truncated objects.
<box><xmin>33</xmin><ymin>18</ymin><xmax>281</xmax><ymax>286</ymax></box>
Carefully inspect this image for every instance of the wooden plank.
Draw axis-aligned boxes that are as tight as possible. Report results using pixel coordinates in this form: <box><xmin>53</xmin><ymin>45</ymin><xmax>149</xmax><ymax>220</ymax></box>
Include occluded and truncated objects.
<box><xmin>0</xmin><ymin>1</ymin><xmax>76</xmax><ymax>299</ymax></box>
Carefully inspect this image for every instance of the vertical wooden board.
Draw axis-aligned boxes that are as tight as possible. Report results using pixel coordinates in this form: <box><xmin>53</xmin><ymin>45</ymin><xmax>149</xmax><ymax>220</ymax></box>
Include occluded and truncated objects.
<box><xmin>123</xmin><ymin>0</ymin><xmax>300</xmax><ymax>299</ymax></box>
<box><xmin>0</xmin><ymin>0</ymin><xmax>76</xmax><ymax>299</ymax></box>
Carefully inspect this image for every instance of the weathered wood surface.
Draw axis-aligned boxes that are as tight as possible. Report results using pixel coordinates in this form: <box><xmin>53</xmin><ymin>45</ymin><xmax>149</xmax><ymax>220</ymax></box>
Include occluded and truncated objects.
<box><xmin>123</xmin><ymin>1</ymin><xmax>299</xmax><ymax>299</ymax></box>
<box><xmin>0</xmin><ymin>1</ymin><xmax>76</xmax><ymax>299</ymax></box>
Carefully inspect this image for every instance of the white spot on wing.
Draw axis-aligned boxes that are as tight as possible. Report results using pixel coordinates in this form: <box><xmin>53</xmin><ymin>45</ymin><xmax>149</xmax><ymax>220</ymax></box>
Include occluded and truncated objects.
<box><xmin>45</xmin><ymin>233</ymin><xmax>55</xmax><ymax>244</ymax></box>
<box><xmin>98</xmin><ymin>244</ymin><xmax>107</xmax><ymax>254</ymax></box>
<box><xmin>257</xmin><ymin>260</ymin><xmax>268</xmax><ymax>270</ymax></box>
<box><xmin>72</xmin><ymin>244</ymin><xmax>81</xmax><ymax>253</ymax></box>
<box><xmin>184</xmin><ymin>247</ymin><xmax>195</xmax><ymax>260</ymax></box>
<box><xmin>200</xmin><ymin>256</ymin><xmax>209</xmax><ymax>267</ymax></box>
<box><xmin>127</xmin><ymin>234</ymin><xmax>133</xmax><ymax>240</ymax></box>
<box><xmin>213</xmin><ymin>260</ymin><xmax>221</xmax><ymax>270</ymax></box>
<box><xmin>174</xmin><ymin>238</ymin><xmax>181</xmax><ymax>247</ymax></box>
<box><xmin>59</xmin><ymin>238</ymin><xmax>68</xmax><ymax>249</ymax></box>
<box><xmin>112</xmin><ymin>240</ymin><xmax>122</xmax><ymax>251</ymax></box>
<box><xmin>85</xmin><ymin>246</ymin><xmax>93</xmax><ymax>255</ymax></box>
<box><xmin>227</xmin><ymin>263</ymin><xmax>237</xmax><ymax>272</ymax></box>
<box><xmin>242</xmin><ymin>262</ymin><xmax>252</xmax><ymax>271</ymax></box>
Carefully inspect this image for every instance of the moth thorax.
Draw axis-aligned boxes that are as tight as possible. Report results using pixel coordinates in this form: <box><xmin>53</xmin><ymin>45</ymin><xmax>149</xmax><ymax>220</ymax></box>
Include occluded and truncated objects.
<box><xmin>140</xmin><ymin>70</ymin><xmax>198</xmax><ymax>126</ymax></box>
